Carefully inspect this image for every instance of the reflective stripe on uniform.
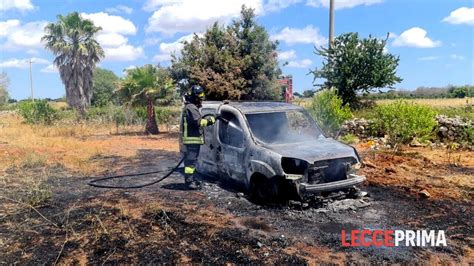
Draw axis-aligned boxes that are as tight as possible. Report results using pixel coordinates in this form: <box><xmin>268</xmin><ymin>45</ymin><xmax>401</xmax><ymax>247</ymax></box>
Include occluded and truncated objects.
<box><xmin>184</xmin><ymin>166</ymin><xmax>195</xmax><ymax>174</ymax></box>
<box><xmin>182</xmin><ymin>111</ymin><xmax>204</xmax><ymax>145</ymax></box>
<box><xmin>182</xmin><ymin>136</ymin><xmax>204</xmax><ymax>144</ymax></box>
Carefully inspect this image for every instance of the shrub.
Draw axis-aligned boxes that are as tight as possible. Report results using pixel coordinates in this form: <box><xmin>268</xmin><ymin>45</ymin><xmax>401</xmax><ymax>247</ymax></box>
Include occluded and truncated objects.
<box><xmin>18</xmin><ymin>100</ymin><xmax>58</xmax><ymax>125</ymax></box>
<box><xmin>307</xmin><ymin>89</ymin><xmax>353</xmax><ymax>136</ymax></box>
<box><xmin>155</xmin><ymin>107</ymin><xmax>180</xmax><ymax>126</ymax></box>
<box><xmin>340</xmin><ymin>133</ymin><xmax>359</xmax><ymax>144</ymax></box>
<box><xmin>86</xmin><ymin>105</ymin><xmax>144</xmax><ymax>126</ymax></box>
<box><xmin>461</xmin><ymin>125</ymin><xmax>474</xmax><ymax>146</ymax></box>
<box><xmin>371</xmin><ymin>100</ymin><xmax>437</xmax><ymax>146</ymax></box>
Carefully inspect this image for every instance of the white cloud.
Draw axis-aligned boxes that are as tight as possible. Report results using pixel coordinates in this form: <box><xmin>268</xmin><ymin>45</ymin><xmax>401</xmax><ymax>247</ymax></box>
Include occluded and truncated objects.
<box><xmin>96</xmin><ymin>33</ymin><xmax>128</xmax><ymax>47</ymax></box>
<box><xmin>145</xmin><ymin>0</ymin><xmax>263</xmax><ymax>35</ymax></box>
<box><xmin>80</xmin><ymin>12</ymin><xmax>143</xmax><ymax>62</ymax></box>
<box><xmin>103</xmin><ymin>45</ymin><xmax>144</xmax><ymax>61</ymax></box>
<box><xmin>160</xmin><ymin>34</ymin><xmax>195</xmax><ymax>54</ymax></box>
<box><xmin>0</xmin><ymin>19</ymin><xmax>20</xmax><ymax>36</ymax></box>
<box><xmin>392</xmin><ymin>27</ymin><xmax>441</xmax><ymax>48</ymax></box>
<box><xmin>287</xmin><ymin>59</ymin><xmax>312</xmax><ymax>68</ymax></box>
<box><xmin>271</xmin><ymin>25</ymin><xmax>327</xmax><ymax>46</ymax></box>
<box><xmin>40</xmin><ymin>64</ymin><xmax>58</xmax><ymax>73</ymax></box>
<box><xmin>306</xmin><ymin>0</ymin><xmax>382</xmax><ymax>9</ymax></box>
<box><xmin>153</xmin><ymin>33</ymin><xmax>199</xmax><ymax>62</ymax></box>
<box><xmin>278</xmin><ymin>50</ymin><xmax>297</xmax><ymax>60</ymax></box>
<box><xmin>0</xmin><ymin>57</ymin><xmax>49</xmax><ymax>68</ymax></box>
<box><xmin>418</xmin><ymin>56</ymin><xmax>439</xmax><ymax>61</ymax></box>
<box><xmin>153</xmin><ymin>53</ymin><xmax>172</xmax><ymax>62</ymax></box>
<box><xmin>0</xmin><ymin>20</ymin><xmax>48</xmax><ymax>50</ymax></box>
<box><xmin>0</xmin><ymin>0</ymin><xmax>34</xmax><ymax>11</ymax></box>
<box><xmin>442</xmin><ymin>7</ymin><xmax>474</xmax><ymax>25</ymax></box>
<box><xmin>143</xmin><ymin>0</ymin><xmax>183</xmax><ymax>12</ymax></box>
<box><xmin>264</xmin><ymin>0</ymin><xmax>302</xmax><ymax>12</ymax></box>
<box><xmin>450</xmin><ymin>54</ymin><xmax>465</xmax><ymax>60</ymax></box>
<box><xmin>81</xmin><ymin>12</ymin><xmax>136</xmax><ymax>35</ymax></box>
<box><xmin>106</xmin><ymin>5</ymin><xmax>133</xmax><ymax>15</ymax></box>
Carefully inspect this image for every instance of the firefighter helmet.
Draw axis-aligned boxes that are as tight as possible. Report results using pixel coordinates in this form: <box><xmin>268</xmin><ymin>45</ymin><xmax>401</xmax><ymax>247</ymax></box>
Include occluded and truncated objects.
<box><xmin>191</xmin><ymin>85</ymin><xmax>205</xmax><ymax>99</ymax></box>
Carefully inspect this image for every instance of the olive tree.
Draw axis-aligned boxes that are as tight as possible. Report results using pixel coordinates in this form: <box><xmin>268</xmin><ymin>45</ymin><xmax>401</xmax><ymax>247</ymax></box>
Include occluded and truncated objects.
<box><xmin>311</xmin><ymin>33</ymin><xmax>402</xmax><ymax>108</ymax></box>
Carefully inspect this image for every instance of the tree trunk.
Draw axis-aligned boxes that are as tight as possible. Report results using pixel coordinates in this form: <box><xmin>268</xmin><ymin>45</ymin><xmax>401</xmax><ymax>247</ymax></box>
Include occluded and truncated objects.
<box><xmin>145</xmin><ymin>98</ymin><xmax>159</xmax><ymax>135</ymax></box>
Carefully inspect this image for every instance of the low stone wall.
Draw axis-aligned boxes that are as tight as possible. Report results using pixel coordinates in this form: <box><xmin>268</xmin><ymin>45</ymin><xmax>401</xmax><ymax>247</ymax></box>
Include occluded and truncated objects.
<box><xmin>436</xmin><ymin>115</ymin><xmax>472</xmax><ymax>142</ymax></box>
<box><xmin>341</xmin><ymin>115</ymin><xmax>472</xmax><ymax>143</ymax></box>
<box><xmin>340</xmin><ymin>118</ymin><xmax>373</xmax><ymax>138</ymax></box>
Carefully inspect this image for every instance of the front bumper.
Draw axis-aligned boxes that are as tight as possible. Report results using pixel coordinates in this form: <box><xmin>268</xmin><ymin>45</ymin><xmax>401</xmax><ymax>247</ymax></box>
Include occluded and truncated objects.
<box><xmin>299</xmin><ymin>174</ymin><xmax>366</xmax><ymax>193</ymax></box>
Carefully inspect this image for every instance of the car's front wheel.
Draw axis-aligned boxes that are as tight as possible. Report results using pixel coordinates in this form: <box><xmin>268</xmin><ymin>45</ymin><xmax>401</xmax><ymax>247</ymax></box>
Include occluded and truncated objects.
<box><xmin>249</xmin><ymin>174</ymin><xmax>280</xmax><ymax>203</ymax></box>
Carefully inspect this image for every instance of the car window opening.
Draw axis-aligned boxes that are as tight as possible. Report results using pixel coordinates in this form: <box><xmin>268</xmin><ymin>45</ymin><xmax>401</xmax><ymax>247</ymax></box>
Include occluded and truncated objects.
<box><xmin>246</xmin><ymin>110</ymin><xmax>323</xmax><ymax>144</ymax></box>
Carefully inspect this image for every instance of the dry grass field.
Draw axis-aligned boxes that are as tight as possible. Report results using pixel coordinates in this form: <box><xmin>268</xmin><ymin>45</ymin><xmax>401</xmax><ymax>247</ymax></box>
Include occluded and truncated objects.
<box><xmin>375</xmin><ymin>97</ymin><xmax>473</xmax><ymax>108</ymax></box>
<box><xmin>0</xmin><ymin>112</ymin><xmax>178</xmax><ymax>175</ymax></box>
<box><xmin>0</xmin><ymin>107</ymin><xmax>473</xmax><ymax>264</ymax></box>
<box><xmin>295</xmin><ymin>97</ymin><xmax>473</xmax><ymax>108</ymax></box>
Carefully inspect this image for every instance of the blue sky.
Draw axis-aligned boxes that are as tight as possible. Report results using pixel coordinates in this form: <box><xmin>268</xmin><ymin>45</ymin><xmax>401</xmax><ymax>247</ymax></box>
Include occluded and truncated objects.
<box><xmin>1</xmin><ymin>0</ymin><xmax>473</xmax><ymax>100</ymax></box>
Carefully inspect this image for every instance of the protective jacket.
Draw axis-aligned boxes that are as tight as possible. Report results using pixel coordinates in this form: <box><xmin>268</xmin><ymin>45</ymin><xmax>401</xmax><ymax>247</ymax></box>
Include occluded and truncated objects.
<box><xmin>181</xmin><ymin>101</ymin><xmax>210</xmax><ymax>145</ymax></box>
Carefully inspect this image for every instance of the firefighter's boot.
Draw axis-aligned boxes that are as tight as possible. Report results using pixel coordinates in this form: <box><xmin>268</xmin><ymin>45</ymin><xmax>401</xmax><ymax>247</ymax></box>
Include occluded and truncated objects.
<box><xmin>184</xmin><ymin>167</ymin><xmax>201</xmax><ymax>190</ymax></box>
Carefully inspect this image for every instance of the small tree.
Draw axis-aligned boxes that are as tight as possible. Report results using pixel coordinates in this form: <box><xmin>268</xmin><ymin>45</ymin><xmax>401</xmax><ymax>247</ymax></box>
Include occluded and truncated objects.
<box><xmin>91</xmin><ymin>68</ymin><xmax>119</xmax><ymax>107</ymax></box>
<box><xmin>171</xmin><ymin>6</ymin><xmax>281</xmax><ymax>100</ymax></box>
<box><xmin>311</xmin><ymin>32</ymin><xmax>402</xmax><ymax>108</ymax></box>
<box><xmin>117</xmin><ymin>65</ymin><xmax>174</xmax><ymax>135</ymax></box>
<box><xmin>0</xmin><ymin>71</ymin><xmax>9</xmax><ymax>105</ymax></box>
<box><xmin>307</xmin><ymin>89</ymin><xmax>352</xmax><ymax>136</ymax></box>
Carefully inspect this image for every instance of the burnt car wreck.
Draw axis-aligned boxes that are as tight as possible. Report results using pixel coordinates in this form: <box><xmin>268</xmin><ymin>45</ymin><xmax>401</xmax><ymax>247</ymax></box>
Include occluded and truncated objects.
<box><xmin>182</xmin><ymin>101</ymin><xmax>366</xmax><ymax>201</ymax></box>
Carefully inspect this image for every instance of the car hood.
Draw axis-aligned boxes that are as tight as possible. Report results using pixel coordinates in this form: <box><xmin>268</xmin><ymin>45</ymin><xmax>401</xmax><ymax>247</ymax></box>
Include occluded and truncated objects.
<box><xmin>263</xmin><ymin>138</ymin><xmax>359</xmax><ymax>163</ymax></box>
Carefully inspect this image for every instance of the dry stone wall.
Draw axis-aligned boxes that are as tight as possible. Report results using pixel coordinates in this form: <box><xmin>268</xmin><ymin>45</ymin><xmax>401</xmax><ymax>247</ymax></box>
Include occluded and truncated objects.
<box><xmin>341</xmin><ymin>115</ymin><xmax>472</xmax><ymax>144</ymax></box>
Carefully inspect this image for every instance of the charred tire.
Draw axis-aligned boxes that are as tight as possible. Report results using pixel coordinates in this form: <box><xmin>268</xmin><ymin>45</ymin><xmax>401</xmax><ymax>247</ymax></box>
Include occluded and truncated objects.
<box><xmin>249</xmin><ymin>174</ymin><xmax>280</xmax><ymax>203</ymax></box>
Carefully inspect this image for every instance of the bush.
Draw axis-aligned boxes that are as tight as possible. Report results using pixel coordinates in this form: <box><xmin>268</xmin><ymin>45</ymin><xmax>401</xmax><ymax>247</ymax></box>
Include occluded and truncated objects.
<box><xmin>461</xmin><ymin>125</ymin><xmax>474</xmax><ymax>146</ymax></box>
<box><xmin>371</xmin><ymin>100</ymin><xmax>437</xmax><ymax>146</ymax></box>
<box><xmin>155</xmin><ymin>107</ymin><xmax>181</xmax><ymax>126</ymax></box>
<box><xmin>307</xmin><ymin>89</ymin><xmax>353</xmax><ymax>136</ymax></box>
<box><xmin>339</xmin><ymin>133</ymin><xmax>359</xmax><ymax>144</ymax></box>
<box><xmin>18</xmin><ymin>100</ymin><xmax>58</xmax><ymax>125</ymax></box>
<box><xmin>86</xmin><ymin>105</ymin><xmax>145</xmax><ymax>126</ymax></box>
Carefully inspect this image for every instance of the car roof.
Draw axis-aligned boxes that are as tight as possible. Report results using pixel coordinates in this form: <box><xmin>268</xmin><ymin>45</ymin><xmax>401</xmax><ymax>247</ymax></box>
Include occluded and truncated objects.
<box><xmin>202</xmin><ymin>101</ymin><xmax>304</xmax><ymax>114</ymax></box>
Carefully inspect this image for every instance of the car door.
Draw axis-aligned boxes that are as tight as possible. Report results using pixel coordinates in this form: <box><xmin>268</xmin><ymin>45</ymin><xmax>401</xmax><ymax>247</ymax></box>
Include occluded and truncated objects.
<box><xmin>196</xmin><ymin>107</ymin><xmax>218</xmax><ymax>177</ymax></box>
<box><xmin>216</xmin><ymin>107</ymin><xmax>248</xmax><ymax>182</ymax></box>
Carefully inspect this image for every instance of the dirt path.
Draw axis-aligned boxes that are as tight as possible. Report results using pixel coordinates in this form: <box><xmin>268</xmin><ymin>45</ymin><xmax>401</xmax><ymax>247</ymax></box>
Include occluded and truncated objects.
<box><xmin>1</xmin><ymin>145</ymin><xmax>472</xmax><ymax>264</ymax></box>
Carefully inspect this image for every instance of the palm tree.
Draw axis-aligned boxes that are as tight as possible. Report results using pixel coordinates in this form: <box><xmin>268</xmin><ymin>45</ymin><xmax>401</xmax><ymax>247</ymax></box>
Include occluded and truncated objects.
<box><xmin>42</xmin><ymin>12</ymin><xmax>104</xmax><ymax>117</ymax></box>
<box><xmin>117</xmin><ymin>65</ymin><xmax>175</xmax><ymax>135</ymax></box>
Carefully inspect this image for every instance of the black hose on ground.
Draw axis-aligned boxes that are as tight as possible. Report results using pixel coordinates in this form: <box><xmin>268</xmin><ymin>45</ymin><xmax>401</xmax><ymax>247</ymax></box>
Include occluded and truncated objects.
<box><xmin>88</xmin><ymin>113</ymin><xmax>223</xmax><ymax>189</ymax></box>
<box><xmin>87</xmin><ymin>157</ymin><xmax>184</xmax><ymax>189</ymax></box>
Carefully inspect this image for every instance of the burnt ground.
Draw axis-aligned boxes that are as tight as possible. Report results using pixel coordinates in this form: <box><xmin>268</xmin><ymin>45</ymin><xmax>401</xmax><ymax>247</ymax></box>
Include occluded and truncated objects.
<box><xmin>1</xmin><ymin>148</ymin><xmax>473</xmax><ymax>264</ymax></box>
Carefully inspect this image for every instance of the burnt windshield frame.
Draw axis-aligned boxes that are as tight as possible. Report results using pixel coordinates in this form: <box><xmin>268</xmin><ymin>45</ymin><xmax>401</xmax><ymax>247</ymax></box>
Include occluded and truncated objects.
<box><xmin>244</xmin><ymin>109</ymin><xmax>324</xmax><ymax>145</ymax></box>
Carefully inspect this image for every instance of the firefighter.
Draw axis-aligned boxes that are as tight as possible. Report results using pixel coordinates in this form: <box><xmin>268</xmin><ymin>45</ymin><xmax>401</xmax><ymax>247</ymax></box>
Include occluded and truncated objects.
<box><xmin>181</xmin><ymin>85</ymin><xmax>216</xmax><ymax>189</ymax></box>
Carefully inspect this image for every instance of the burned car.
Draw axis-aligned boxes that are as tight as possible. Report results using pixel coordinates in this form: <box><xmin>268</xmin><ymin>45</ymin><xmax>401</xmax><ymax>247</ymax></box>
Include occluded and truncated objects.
<box><xmin>182</xmin><ymin>101</ymin><xmax>365</xmax><ymax>201</ymax></box>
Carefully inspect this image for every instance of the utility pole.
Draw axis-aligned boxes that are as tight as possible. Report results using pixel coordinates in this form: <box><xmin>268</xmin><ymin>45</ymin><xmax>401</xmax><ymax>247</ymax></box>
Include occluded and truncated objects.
<box><xmin>329</xmin><ymin>0</ymin><xmax>335</xmax><ymax>48</ymax></box>
<box><xmin>29</xmin><ymin>59</ymin><xmax>34</xmax><ymax>102</ymax></box>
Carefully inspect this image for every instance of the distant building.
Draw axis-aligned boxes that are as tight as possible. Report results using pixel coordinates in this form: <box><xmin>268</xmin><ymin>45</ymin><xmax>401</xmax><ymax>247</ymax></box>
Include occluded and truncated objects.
<box><xmin>278</xmin><ymin>75</ymin><xmax>293</xmax><ymax>103</ymax></box>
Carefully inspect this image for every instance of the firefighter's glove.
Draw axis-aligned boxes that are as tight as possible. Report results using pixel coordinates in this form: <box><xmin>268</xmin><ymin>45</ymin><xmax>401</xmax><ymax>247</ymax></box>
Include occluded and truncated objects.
<box><xmin>206</xmin><ymin>116</ymin><xmax>216</xmax><ymax>126</ymax></box>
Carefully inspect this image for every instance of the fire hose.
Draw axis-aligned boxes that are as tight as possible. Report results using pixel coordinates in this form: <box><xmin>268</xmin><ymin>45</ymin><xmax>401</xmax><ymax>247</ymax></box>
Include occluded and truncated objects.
<box><xmin>87</xmin><ymin>114</ymin><xmax>226</xmax><ymax>189</ymax></box>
